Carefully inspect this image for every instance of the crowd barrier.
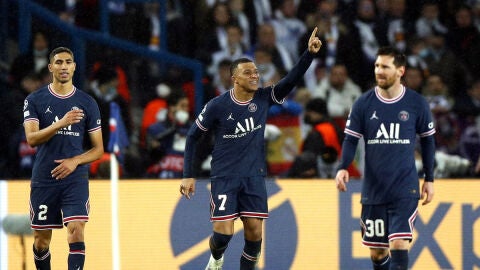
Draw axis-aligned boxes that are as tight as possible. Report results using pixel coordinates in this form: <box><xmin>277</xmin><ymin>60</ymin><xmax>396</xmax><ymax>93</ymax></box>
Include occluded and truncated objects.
<box><xmin>1</xmin><ymin>179</ymin><xmax>479</xmax><ymax>270</ymax></box>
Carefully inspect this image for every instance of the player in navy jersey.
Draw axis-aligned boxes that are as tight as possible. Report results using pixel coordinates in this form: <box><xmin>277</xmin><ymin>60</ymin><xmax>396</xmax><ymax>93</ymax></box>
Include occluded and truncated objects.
<box><xmin>23</xmin><ymin>47</ymin><xmax>103</xmax><ymax>270</ymax></box>
<box><xmin>179</xmin><ymin>28</ymin><xmax>321</xmax><ymax>269</ymax></box>
<box><xmin>335</xmin><ymin>47</ymin><xmax>436</xmax><ymax>270</ymax></box>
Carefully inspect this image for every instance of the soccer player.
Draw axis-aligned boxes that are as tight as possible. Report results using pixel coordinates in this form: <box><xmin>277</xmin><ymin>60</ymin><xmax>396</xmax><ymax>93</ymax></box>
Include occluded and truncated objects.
<box><xmin>335</xmin><ymin>46</ymin><xmax>436</xmax><ymax>270</ymax></box>
<box><xmin>23</xmin><ymin>47</ymin><xmax>103</xmax><ymax>270</ymax></box>
<box><xmin>179</xmin><ymin>28</ymin><xmax>321</xmax><ymax>270</ymax></box>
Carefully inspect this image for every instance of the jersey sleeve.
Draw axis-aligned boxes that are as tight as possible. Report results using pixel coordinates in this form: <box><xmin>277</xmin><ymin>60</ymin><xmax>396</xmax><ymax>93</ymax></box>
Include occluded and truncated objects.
<box><xmin>417</xmin><ymin>97</ymin><xmax>436</xmax><ymax>137</ymax></box>
<box><xmin>183</xmin><ymin>100</ymin><xmax>217</xmax><ymax>178</ymax></box>
<box><xmin>23</xmin><ymin>95</ymin><xmax>39</xmax><ymax>124</ymax></box>
<box><xmin>417</xmin><ymin>96</ymin><xmax>436</xmax><ymax>181</ymax></box>
<box><xmin>194</xmin><ymin>99</ymin><xmax>217</xmax><ymax>131</ymax></box>
<box><xmin>86</xmin><ymin>96</ymin><xmax>102</xmax><ymax>133</ymax></box>
<box><xmin>344</xmin><ymin>98</ymin><xmax>364</xmax><ymax>139</ymax></box>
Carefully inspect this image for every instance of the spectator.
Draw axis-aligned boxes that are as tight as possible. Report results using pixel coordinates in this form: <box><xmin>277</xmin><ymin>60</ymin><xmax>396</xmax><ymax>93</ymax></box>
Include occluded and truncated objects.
<box><xmin>422</xmin><ymin>74</ymin><xmax>459</xmax><ymax>155</ymax></box>
<box><xmin>415</xmin><ymin>1</ymin><xmax>448</xmax><ymax>39</ymax></box>
<box><xmin>9</xmin><ymin>30</ymin><xmax>50</xmax><ymax>88</ymax></box>
<box><xmin>254</xmin><ymin>47</ymin><xmax>283</xmax><ymax>87</ymax></box>
<box><xmin>312</xmin><ymin>63</ymin><xmax>362</xmax><ymax>129</ymax></box>
<box><xmin>244</xmin><ymin>0</ymin><xmax>273</xmax><ymax>45</ymax></box>
<box><xmin>196</xmin><ymin>2</ymin><xmax>234</xmax><ymax>65</ymax></box>
<box><xmin>384</xmin><ymin>0</ymin><xmax>414</xmax><ymax>52</ymax></box>
<box><xmin>248</xmin><ymin>23</ymin><xmax>294</xmax><ymax>75</ymax></box>
<box><xmin>446</xmin><ymin>5</ymin><xmax>480</xmax><ymax>81</ymax></box>
<box><xmin>132</xmin><ymin>1</ymin><xmax>192</xmax><ymax>57</ymax></box>
<box><xmin>297</xmin><ymin>0</ymin><xmax>352</xmax><ymax>74</ymax></box>
<box><xmin>473</xmin><ymin>1</ymin><xmax>480</xmax><ymax>32</ymax></box>
<box><xmin>458</xmin><ymin>116</ymin><xmax>480</xmax><ymax>177</ymax></box>
<box><xmin>421</xmin><ymin>31</ymin><xmax>472</xmax><ymax>98</ymax></box>
<box><xmin>287</xmin><ymin>97</ymin><xmax>343</xmax><ymax>178</ymax></box>
<box><xmin>345</xmin><ymin>0</ymin><xmax>388</xmax><ymax>90</ymax></box>
<box><xmin>271</xmin><ymin>0</ymin><xmax>307</xmax><ymax>61</ymax></box>
<box><xmin>212</xmin><ymin>59</ymin><xmax>233</xmax><ymax>95</ymax></box>
<box><xmin>405</xmin><ymin>37</ymin><xmax>430</xmax><ymax>78</ymax></box>
<box><xmin>452</xmin><ymin>79</ymin><xmax>480</xmax><ymax>129</ymax></box>
<box><xmin>139</xmin><ymin>83</ymin><xmax>171</xmax><ymax>148</ymax></box>
<box><xmin>402</xmin><ymin>65</ymin><xmax>425</xmax><ymax>93</ymax></box>
<box><xmin>208</xmin><ymin>23</ymin><xmax>248</xmax><ymax>78</ymax></box>
<box><xmin>86</xmin><ymin>66</ymin><xmax>132</xmax><ymax>177</ymax></box>
<box><xmin>227</xmin><ymin>0</ymin><xmax>252</xmax><ymax>49</ymax></box>
<box><xmin>145</xmin><ymin>90</ymin><xmax>192</xmax><ymax>178</ymax></box>
<box><xmin>1</xmin><ymin>73</ymin><xmax>41</xmax><ymax>177</ymax></box>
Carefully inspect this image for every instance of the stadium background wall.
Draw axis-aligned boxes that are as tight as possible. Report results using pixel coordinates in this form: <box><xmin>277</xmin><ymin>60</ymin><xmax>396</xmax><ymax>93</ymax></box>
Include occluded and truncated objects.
<box><xmin>0</xmin><ymin>179</ymin><xmax>479</xmax><ymax>270</ymax></box>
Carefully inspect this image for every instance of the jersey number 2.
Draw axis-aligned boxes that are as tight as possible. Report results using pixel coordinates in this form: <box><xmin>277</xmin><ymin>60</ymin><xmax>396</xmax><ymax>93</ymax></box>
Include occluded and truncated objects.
<box><xmin>38</xmin><ymin>205</ymin><xmax>48</xmax><ymax>220</ymax></box>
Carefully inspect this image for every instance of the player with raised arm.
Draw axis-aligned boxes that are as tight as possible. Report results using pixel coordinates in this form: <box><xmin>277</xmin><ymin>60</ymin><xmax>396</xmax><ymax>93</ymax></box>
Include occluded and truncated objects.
<box><xmin>335</xmin><ymin>46</ymin><xmax>436</xmax><ymax>270</ymax></box>
<box><xmin>180</xmin><ymin>28</ymin><xmax>321</xmax><ymax>270</ymax></box>
<box><xmin>23</xmin><ymin>47</ymin><xmax>103</xmax><ymax>270</ymax></box>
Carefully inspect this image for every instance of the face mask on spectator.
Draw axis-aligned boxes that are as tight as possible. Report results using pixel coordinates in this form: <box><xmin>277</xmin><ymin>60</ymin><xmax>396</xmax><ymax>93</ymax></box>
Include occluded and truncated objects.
<box><xmin>175</xmin><ymin>110</ymin><xmax>189</xmax><ymax>125</ymax></box>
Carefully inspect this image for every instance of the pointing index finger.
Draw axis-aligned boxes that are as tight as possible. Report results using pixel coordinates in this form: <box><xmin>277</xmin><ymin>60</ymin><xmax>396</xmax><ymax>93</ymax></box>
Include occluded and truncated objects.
<box><xmin>310</xmin><ymin>27</ymin><xmax>318</xmax><ymax>41</ymax></box>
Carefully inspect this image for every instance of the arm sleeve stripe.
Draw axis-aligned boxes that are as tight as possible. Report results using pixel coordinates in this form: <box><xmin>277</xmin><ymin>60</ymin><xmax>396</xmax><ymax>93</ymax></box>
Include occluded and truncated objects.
<box><xmin>344</xmin><ymin>128</ymin><xmax>362</xmax><ymax>138</ymax></box>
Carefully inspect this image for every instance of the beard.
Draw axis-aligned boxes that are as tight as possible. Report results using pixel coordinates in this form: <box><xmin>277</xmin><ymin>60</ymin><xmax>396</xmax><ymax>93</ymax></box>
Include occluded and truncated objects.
<box><xmin>376</xmin><ymin>76</ymin><xmax>396</xmax><ymax>90</ymax></box>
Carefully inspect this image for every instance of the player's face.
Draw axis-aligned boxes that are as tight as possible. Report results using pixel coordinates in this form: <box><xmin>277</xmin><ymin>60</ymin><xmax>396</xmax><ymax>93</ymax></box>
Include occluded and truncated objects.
<box><xmin>374</xmin><ymin>55</ymin><xmax>403</xmax><ymax>90</ymax></box>
<box><xmin>48</xmin><ymin>52</ymin><xmax>76</xmax><ymax>84</ymax></box>
<box><xmin>233</xmin><ymin>62</ymin><xmax>259</xmax><ymax>92</ymax></box>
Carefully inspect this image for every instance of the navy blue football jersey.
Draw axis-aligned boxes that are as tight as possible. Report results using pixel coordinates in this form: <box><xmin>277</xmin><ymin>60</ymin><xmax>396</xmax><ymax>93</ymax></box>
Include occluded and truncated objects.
<box><xmin>184</xmin><ymin>50</ymin><xmax>314</xmax><ymax>178</ymax></box>
<box><xmin>345</xmin><ymin>86</ymin><xmax>436</xmax><ymax>204</ymax></box>
<box><xmin>23</xmin><ymin>85</ymin><xmax>101</xmax><ymax>187</ymax></box>
<box><xmin>195</xmin><ymin>89</ymin><xmax>278</xmax><ymax>177</ymax></box>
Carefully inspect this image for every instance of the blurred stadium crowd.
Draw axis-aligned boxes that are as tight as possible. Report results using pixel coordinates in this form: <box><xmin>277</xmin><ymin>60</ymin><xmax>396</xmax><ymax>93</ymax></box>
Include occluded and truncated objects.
<box><xmin>0</xmin><ymin>0</ymin><xmax>479</xmax><ymax>179</ymax></box>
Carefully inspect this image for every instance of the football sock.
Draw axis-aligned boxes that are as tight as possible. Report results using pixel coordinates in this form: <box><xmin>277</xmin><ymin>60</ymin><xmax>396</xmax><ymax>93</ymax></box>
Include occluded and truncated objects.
<box><xmin>33</xmin><ymin>245</ymin><xmax>51</xmax><ymax>270</ymax></box>
<box><xmin>372</xmin><ymin>254</ymin><xmax>390</xmax><ymax>270</ymax></box>
<box><xmin>390</xmin><ymin>250</ymin><xmax>408</xmax><ymax>270</ymax></box>
<box><xmin>210</xmin><ymin>232</ymin><xmax>232</xmax><ymax>260</ymax></box>
<box><xmin>68</xmin><ymin>242</ymin><xmax>85</xmax><ymax>270</ymax></box>
<box><xmin>240</xmin><ymin>239</ymin><xmax>262</xmax><ymax>270</ymax></box>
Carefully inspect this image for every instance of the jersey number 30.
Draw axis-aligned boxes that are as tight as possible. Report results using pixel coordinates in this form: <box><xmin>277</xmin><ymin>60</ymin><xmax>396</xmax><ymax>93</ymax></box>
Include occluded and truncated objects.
<box><xmin>364</xmin><ymin>219</ymin><xmax>385</xmax><ymax>237</ymax></box>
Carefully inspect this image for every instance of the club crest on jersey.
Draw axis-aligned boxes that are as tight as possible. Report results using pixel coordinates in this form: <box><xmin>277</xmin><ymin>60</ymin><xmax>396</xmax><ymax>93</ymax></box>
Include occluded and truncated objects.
<box><xmin>398</xmin><ymin>110</ymin><xmax>409</xmax><ymax>121</ymax></box>
<box><xmin>248</xmin><ymin>103</ymin><xmax>257</xmax><ymax>112</ymax></box>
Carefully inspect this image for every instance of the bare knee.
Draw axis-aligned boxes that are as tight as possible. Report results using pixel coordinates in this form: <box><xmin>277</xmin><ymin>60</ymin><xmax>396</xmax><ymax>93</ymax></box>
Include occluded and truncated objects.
<box><xmin>390</xmin><ymin>239</ymin><xmax>409</xmax><ymax>250</ymax></box>
<box><xmin>242</xmin><ymin>218</ymin><xmax>263</xmax><ymax>241</ymax></box>
<box><xmin>34</xmin><ymin>230</ymin><xmax>52</xmax><ymax>250</ymax></box>
<box><xmin>67</xmin><ymin>221</ymin><xmax>86</xmax><ymax>243</ymax></box>
<box><xmin>370</xmin><ymin>248</ymin><xmax>389</xmax><ymax>261</ymax></box>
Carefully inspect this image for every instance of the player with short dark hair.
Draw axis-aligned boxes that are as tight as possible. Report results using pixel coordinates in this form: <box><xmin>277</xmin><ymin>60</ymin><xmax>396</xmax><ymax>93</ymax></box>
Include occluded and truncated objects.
<box><xmin>335</xmin><ymin>46</ymin><xmax>436</xmax><ymax>270</ymax></box>
<box><xmin>180</xmin><ymin>28</ymin><xmax>322</xmax><ymax>270</ymax></box>
<box><xmin>23</xmin><ymin>46</ymin><xmax>104</xmax><ymax>270</ymax></box>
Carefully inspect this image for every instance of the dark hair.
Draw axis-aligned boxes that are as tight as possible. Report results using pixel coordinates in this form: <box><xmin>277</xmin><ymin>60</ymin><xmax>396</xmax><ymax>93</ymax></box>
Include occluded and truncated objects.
<box><xmin>218</xmin><ymin>58</ymin><xmax>233</xmax><ymax>68</ymax></box>
<box><xmin>377</xmin><ymin>46</ymin><xmax>406</xmax><ymax>68</ymax></box>
<box><xmin>230</xmin><ymin>58</ymin><xmax>253</xmax><ymax>76</ymax></box>
<box><xmin>94</xmin><ymin>66</ymin><xmax>117</xmax><ymax>85</ymax></box>
<box><xmin>49</xmin><ymin>47</ymin><xmax>74</xmax><ymax>63</ymax></box>
<box><xmin>305</xmin><ymin>97</ymin><xmax>328</xmax><ymax>116</ymax></box>
<box><xmin>166</xmin><ymin>89</ymin><xmax>187</xmax><ymax>107</ymax></box>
